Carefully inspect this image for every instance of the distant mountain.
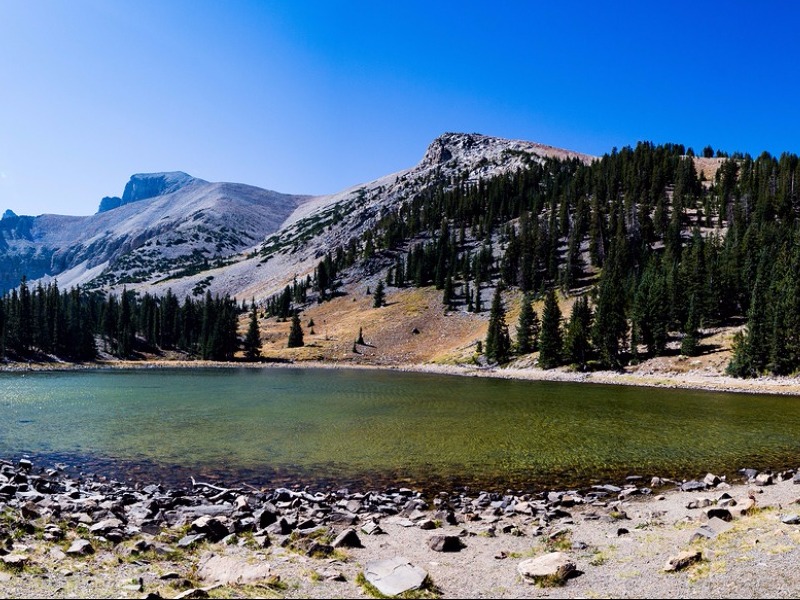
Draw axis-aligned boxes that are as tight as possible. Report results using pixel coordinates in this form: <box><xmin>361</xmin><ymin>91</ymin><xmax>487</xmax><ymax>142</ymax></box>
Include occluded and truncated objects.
<box><xmin>0</xmin><ymin>173</ymin><xmax>309</xmax><ymax>293</ymax></box>
<box><xmin>0</xmin><ymin>133</ymin><xmax>592</xmax><ymax>297</ymax></box>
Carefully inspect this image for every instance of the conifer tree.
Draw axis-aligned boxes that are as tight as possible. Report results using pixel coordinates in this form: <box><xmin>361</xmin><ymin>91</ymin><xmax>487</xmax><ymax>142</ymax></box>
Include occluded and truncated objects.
<box><xmin>117</xmin><ymin>288</ymin><xmax>134</xmax><ymax>358</ymax></box>
<box><xmin>442</xmin><ymin>275</ymin><xmax>454</xmax><ymax>309</ymax></box>
<box><xmin>485</xmin><ymin>286</ymin><xmax>511</xmax><ymax>364</ymax></box>
<box><xmin>474</xmin><ymin>279</ymin><xmax>483</xmax><ymax>313</ymax></box>
<box><xmin>373</xmin><ymin>279</ymin><xmax>386</xmax><ymax>308</ymax></box>
<box><xmin>564</xmin><ymin>296</ymin><xmax>592</xmax><ymax>368</ymax></box>
<box><xmin>244</xmin><ymin>306</ymin><xmax>262</xmax><ymax>359</ymax></box>
<box><xmin>287</xmin><ymin>312</ymin><xmax>304</xmax><ymax>348</ymax></box>
<box><xmin>680</xmin><ymin>296</ymin><xmax>699</xmax><ymax>357</ymax></box>
<box><xmin>515</xmin><ymin>293</ymin><xmax>539</xmax><ymax>355</ymax></box>
<box><xmin>538</xmin><ymin>289</ymin><xmax>563</xmax><ymax>369</ymax></box>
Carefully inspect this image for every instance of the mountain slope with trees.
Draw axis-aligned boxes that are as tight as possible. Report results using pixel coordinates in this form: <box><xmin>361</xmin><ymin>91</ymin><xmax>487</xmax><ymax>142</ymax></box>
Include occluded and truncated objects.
<box><xmin>1</xmin><ymin>134</ymin><xmax>798</xmax><ymax>380</ymax></box>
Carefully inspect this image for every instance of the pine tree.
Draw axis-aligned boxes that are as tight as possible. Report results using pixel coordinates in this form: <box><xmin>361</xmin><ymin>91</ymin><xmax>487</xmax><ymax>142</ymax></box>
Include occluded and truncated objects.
<box><xmin>117</xmin><ymin>288</ymin><xmax>134</xmax><ymax>358</ymax></box>
<box><xmin>474</xmin><ymin>279</ymin><xmax>483</xmax><ymax>313</ymax></box>
<box><xmin>515</xmin><ymin>293</ymin><xmax>538</xmax><ymax>355</ymax></box>
<box><xmin>442</xmin><ymin>275</ymin><xmax>454</xmax><ymax>309</ymax></box>
<box><xmin>287</xmin><ymin>312</ymin><xmax>304</xmax><ymax>348</ymax></box>
<box><xmin>634</xmin><ymin>258</ymin><xmax>669</xmax><ymax>356</ymax></box>
<box><xmin>485</xmin><ymin>286</ymin><xmax>511</xmax><ymax>364</ymax></box>
<box><xmin>680</xmin><ymin>296</ymin><xmax>699</xmax><ymax>357</ymax></box>
<box><xmin>373</xmin><ymin>279</ymin><xmax>386</xmax><ymax>308</ymax></box>
<box><xmin>538</xmin><ymin>289</ymin><xmax>563</xmax><ymax>369</ymax></box>
<box><xmin>244</xmin><ymin>306</ymin><xmax>262</xmax><ymax>359</ymax></box>
<box><xmin>564</xmin><ymin>296</ymin><xmax>592</xmax><ymax>368</ymax></box>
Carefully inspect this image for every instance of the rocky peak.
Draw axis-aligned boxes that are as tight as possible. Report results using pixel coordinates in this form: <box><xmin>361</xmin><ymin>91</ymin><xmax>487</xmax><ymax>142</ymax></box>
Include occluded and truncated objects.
<box><xmin>420</xmin><ymin>133</ymin><xmax>488</xmax><ymax>168</ymax></box>
<box><xmin>2</xmin><ymin>209</ymin><xmax>18</xmax><ymax>220</ymax></box>
<box><xmin>420</xmin><ymin>132</ymin><xmax>594</xmax><ymax>174</ymax></box>
<box><xmin>98</xmin><ymin>171</ymin><xmax>201</xmax><ymax>213</ymax></box>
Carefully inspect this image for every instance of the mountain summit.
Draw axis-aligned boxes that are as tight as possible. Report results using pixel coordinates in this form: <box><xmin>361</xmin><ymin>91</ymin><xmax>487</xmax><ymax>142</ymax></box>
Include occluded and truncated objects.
<box><xmin>97</xmin><ymin>172</ymin><xmax>202</xmax><ymax>213</ymax></box>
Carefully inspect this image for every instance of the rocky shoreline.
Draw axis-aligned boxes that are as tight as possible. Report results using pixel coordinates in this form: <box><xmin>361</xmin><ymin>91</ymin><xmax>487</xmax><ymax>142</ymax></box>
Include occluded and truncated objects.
<box><xmin>4</xmin><ymin>457</ymin><xmax>800</xmax><ymax>598</ymax></box>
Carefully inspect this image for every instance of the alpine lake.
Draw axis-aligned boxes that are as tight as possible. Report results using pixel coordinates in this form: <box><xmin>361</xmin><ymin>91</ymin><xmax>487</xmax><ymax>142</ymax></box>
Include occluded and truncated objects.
<box><xmin>3</xmin><ymin>367</ymin><xmax>800</xmax><ymax>492</ymax></box>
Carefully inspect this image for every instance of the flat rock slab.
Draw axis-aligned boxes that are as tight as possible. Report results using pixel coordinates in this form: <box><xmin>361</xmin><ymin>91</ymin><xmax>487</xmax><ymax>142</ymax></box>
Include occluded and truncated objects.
<box><xmin>364</xmin><ymin>557</ymin><xmax>428</xmax><ymax>597</ymax></box>
<box><xmin>66</xmin><ymin>539</ymin><xmax>94</xmax><ymax>556</ymax></box>
<box><xmin>690</xmin><ymin>517</ymin><xmax>733</xmax><ymax>542</ymax></box>
<box><xmin>198</xmin><ymin>553</ymin><xmax>272</xmax><ymax>585</ymax></box>
<box><xmin>89</xmin><ymin>517</ymin><xmax>124</xmax><ymax>535</ymax></box>
<box><xmin>518</xmin><ymin>552</ymin><xmax>576</xmax><ymax>584</ymax></box>
<box><xmin>1</xmin><ymin>553</ymin><xmax>29</xmax><ymax>569</ymax></box>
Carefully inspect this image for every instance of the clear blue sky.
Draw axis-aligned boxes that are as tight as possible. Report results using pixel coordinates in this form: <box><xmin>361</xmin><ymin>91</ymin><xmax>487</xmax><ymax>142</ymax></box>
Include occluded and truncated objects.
<box><xmin>1</xmin><ymin>1</ymin><xmax>799</xmax><ymax>216</ymax></box>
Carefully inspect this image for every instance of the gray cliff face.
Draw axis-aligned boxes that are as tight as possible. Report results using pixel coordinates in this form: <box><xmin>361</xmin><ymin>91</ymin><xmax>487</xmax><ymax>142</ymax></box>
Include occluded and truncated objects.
<box><xmin>98</xmin><ymin>196</ymin><xmax>122</xmax><ymax>213</ymax></box>
<box><xmin>97</xmin><ymin>172</ymin><xmax>200</xmax><ymax>213</ymax></box>
<box><xmin>120</xmin><ymin>172</ymin><xmax>197</xmax><ymax>205</ymax></box>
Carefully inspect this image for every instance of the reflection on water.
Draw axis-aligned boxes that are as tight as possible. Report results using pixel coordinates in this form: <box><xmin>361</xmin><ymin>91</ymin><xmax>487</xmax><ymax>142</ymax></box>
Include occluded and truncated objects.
<box><xmin>2</xmin><ymin>368</ymin><xmax>800</xmax><ymax>491</ymax></box>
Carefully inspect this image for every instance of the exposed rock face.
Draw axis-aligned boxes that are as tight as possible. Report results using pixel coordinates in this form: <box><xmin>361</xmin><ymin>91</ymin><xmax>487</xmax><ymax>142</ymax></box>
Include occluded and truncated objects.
<box><xmin>97</xmin><ymin>196</ymin><xmax>122</xmax><ymax>213</ymax></box>
<box><xmin>121</xmin><ymin>172</ymin><xmax>197</xmax><ymax>206</ymax></box>
<box><xmin>197</xmin><ymin>552</ymin><xmax>274</xmax><ymax>585</ymax></box>
<box><xmin>98</xmin><ymin>173</ymin><xmax>197</xmax><ymax>213</ymax></box>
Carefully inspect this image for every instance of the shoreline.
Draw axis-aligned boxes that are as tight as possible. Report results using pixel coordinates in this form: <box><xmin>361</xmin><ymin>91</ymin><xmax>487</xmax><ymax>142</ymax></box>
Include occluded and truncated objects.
<box><xmin>3</xmin><ymin>455</ymin><xmax>800</xmax><ymax>598</ymax></box>
<box><xmin>4</xmin><ymin>356</ymin><xmax>800</xmax><ymax>397</ymax></box>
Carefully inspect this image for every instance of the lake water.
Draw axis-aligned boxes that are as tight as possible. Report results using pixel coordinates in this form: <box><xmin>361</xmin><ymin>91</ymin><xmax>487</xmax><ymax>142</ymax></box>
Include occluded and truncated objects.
<box><xmin>2</xmin><ymin>367</ymin><xmax>800</xmax><ymax>491</ymax></box>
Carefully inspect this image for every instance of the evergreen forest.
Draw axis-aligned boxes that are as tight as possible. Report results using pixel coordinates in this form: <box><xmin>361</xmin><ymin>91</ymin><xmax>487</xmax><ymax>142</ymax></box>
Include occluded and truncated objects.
<box><xmin>0</xmin><ymin>280</ymin><xmax>242</xmax><ymax>362</ymax></box>
<box><xmin>2</xmin><ymin>142</ymin><xmax>800</xmax><ymax>377</ymax></box>
<box><xmin>299</xmin><ymin>142</ymin><xmax>800</xmax><ymax>377</ymax></box>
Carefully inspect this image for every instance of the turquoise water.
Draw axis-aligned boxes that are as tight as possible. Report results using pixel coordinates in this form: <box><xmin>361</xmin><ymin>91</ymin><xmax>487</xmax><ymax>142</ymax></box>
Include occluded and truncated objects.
<box><xmin>2</xmin><ymin>368</ymin><xmax>800</xmax><ymax>490</ymax></box>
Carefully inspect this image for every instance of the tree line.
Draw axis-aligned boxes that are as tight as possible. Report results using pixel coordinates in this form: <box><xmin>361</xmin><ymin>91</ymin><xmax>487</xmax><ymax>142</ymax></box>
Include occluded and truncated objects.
<box><xmin>0</xmin><ymin>280</ymin><xmax>243</xmax><ymax>362</ymax></box>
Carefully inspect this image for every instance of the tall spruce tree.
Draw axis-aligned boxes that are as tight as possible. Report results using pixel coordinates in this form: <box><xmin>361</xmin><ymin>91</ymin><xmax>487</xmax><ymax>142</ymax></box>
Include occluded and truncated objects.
<box><xmin>373</xmin><ymin>279</ymin><xmax>386</xmax><ymax>308</ymax></box>
<box><xmin>244</xmin><ymin>305</ymin><xmax>262</xmax><ymax>360</ymax></box>
<box><xmin>538</xmin><ymin>289</ymin><xmax>563</xmax><ymax>369</ymax></box>
<box><xmin>485</xmin><ymin>286</ymin><xmax>511</xmax><ymax>364</ymax></box>
<box><xmin>515</xmin><ymin>293</ymin><xmax>539</xmax><ymax>354</ymax></box>
<box><xmin>680</xmin><ymin>295</ymin><xmax>700</xmax><ymax>357</ymax></box>
<box><xmin>564</xmin><ymin>295</ymin><xmax>592</xmax><ymax>368</ymax></box>
<box><xmin>287</xmin><ymin>312</ymin><xmax>304</xmax><ymax>348</ymax></box>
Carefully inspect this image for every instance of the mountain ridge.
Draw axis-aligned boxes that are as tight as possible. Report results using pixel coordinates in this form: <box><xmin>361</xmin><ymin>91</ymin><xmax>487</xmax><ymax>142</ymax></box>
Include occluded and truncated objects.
<box><xmin>0</xmin><ymin>132</ymin><xmax>593</xmax><ymax>296</ymax></box>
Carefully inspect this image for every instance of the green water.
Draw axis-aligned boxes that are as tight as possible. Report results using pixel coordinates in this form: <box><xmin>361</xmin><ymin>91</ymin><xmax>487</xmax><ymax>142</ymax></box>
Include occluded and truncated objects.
<box><xmin>2</xmin><ymin>367</ymin><xmax>800</xmax><ymax>490</ymax></box>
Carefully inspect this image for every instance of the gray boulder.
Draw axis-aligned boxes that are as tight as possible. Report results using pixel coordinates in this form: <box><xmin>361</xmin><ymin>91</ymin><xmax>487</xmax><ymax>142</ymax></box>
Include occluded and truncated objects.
<box><xmin>664</xmin><ymin>550</ymin><xmax>702</xmax><ymax>572</ymax></box>
<box><xmin>517</xmin><ymin>552</ymin><xmax>576</xmax><ymax>584</ymax></box>
<box><xmin>66</xmin><ymin>539</ymin><xmax>94</xmax><ymax>556</ymax></box>
<box><xmin>428</xmin><ymin>533</ymin><xmax>465</xmax><ymax>552</ymax></box>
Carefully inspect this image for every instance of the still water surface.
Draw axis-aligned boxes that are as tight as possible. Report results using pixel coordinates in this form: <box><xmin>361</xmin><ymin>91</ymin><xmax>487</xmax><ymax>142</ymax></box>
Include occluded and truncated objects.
<box><xmin>2</xmin><ymin>368</ymin><xmax>799</xmax><ymax>490</ymax></box>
